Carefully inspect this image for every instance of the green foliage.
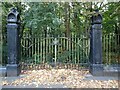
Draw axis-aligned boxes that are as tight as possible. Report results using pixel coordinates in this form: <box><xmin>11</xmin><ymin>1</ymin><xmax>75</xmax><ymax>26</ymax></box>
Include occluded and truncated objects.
<box><xmin>24</xmin><ymin>2</ymin><xmax>62</xmax><ymax>37</ymax></box>
<box><xmin>2</xmin><ymin>2</ymin><xmax>120</xmax><ymax>35</ymax></box>
<box><xmin>1</xmin><ymin>2</ymin><xmax>120</xmax><ymax>65</ymax></box>
<box><xmin>58</xmin><ymin>50</ymin><xmax>71</xmax><ymax>63</ymax></box>
<box><xmin>102</xmin><ymin>2</ymin><xmax>120</xmax><ymax>34</ymax></box>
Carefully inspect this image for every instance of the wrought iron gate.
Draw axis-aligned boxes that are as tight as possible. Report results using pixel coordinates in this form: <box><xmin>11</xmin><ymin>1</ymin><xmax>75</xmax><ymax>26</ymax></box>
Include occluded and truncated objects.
<box><xmin>20</xmin><ymin>33</ymin><xmax>90</xmax><ymax>70</ymax></box>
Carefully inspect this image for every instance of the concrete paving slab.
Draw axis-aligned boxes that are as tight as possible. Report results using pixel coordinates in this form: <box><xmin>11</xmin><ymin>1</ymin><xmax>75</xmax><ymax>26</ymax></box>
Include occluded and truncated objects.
<box><xmin>2</xmin><ymin>74</ymin><xmax>67</xmax><ymax>88</ymax></box>
<box><xmin>2</xmin><ymin>74</ymin><xmax>27</xmax><ymax>83</ymax></box>
<box><xmin>2</xmin><ymin>84</ymin><xmax>67</xmax><ymax>88</ymax></box>
<box><xmin>84</xmin><ymin>74</ymin><xmax>119</xmax><ymax>80</ymax></box>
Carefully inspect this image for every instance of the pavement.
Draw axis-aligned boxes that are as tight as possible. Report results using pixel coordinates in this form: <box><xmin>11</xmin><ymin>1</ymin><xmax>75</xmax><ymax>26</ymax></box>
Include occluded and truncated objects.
<box><xmin>2</xmin><ymin>84</ymin><xmax>67</xmax><ymax>88</ymax></box>
<box><xmin>1</xmin><ymin>73</ymin><xmax>119</xmax><ymax>89</ymax></box>
<box><xmin>1</xmin><ymin>74</ymin><xmax>67</xmax><ymax>88</ymax></box>
<box><xmin>84</xmin><ymin>74</ymin><xmax>120</xmax><ymax>80</ymax></box>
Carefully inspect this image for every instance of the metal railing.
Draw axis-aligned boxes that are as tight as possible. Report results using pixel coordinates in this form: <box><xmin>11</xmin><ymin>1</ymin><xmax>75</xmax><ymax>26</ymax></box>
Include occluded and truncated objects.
<box><xmin>20</xmin><ymin>34</ymin><xmax>90</xmax><ymax>70</ymax></box>
<box><xmin>2</xmin><ymin>33</ymin><xmax>120</xmax><ymax>69</ymax></box>
<box><xmin>102</xmin><ymin>34</ymin><xmax>120</xmax><ymax>65</ymax></box>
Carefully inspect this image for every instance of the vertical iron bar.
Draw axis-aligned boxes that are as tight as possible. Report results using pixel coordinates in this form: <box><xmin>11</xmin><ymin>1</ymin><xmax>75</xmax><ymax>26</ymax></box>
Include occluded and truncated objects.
<box><xmin>35</xmin><ymin>35</ymin><xmax>36</xmax><ymax>65</ymax></box>
<box><xmin>28</xmin><ymin>34</ymin><xmax>30</xmax><ymax>63</ymax></box>
<box><xmin>42</xmin><ymin>37</ymin><xmax>43</xmax><ymax>63</ymax></box>
<box><xmin>75</xmin><ymin>35</ymin><xmax>76</xmax><ymax>64</ymax></box>
<box><xmin>78</xmin><ymin>37</ymin><xmax>80</xmax><ymax>65</ymax></box>
<box><xmin>25</xmin><ymin>34</ymin><xmax>27</xmax><ymax>63</ymax></box>
<box><xmin>37</xmin><ymin>37</ymin><xmax>40</xmax><ymax>64</ymax></box>
<box><xmin>52</xmin><ymin>38</ymin><xmax>54</xmax><ymax>63</ymax></box>
<box><xmin>106</xmin><ymin>34</ymin><xmax>108</xmax><ymax>65</ymax></box>
<box><xmin>70</xmin><ymin>35</ymin><xmax>72</xmax><ymax>64</ymax></box>
<box><xmin>107</xmin><ymin>34</ymin><xmax>109</xmax><ymax>65</ymax></box>
<box><xmin>45</xmin><ymin>38</ymin><xmax>46</xmax><ymax>64</ymax></box>
<box><xmin>32</xmin><ymin>37</ymin><xmax>34</xmax><ymax>64</ymax></box>
<box><xmin>39</xmin><ymin>36</ymin><xmax>42</xmax><ymax>64</ymax></box>
<box><xmin>108</xmin><ymin>34</ymin><xmax>110</xmax><ymax>65</ymax></box>
<box><xmin>82</xmin><ymin>35</ymin><xmax>83</xmax><ymax>65</ymax></box>
<box><xmin>63</xmin><ymin>37</ymin><xmax>65</xmax><ymax>63</ymax></box>
<box><xmin>117</xmin><ymin>35</ymin><xmax>119</xmax><ymax>64</ymax></box>
<box><xmin>110</xmin><ymin>34</ymin><xmax>113</xmax><ymax>64</ymax></box>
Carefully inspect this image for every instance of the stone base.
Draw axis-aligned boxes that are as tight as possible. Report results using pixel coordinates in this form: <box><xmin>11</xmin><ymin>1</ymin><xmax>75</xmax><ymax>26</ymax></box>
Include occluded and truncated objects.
<box><xmin>103</xmin><ymin>65</ymin><xmax>120</xmax><ymax>77</ymax></box>
<box><xmin>90</xmin><ymin>64</ymin><xmax>103</xmax><ymax>76</ymax></box>
<box><xmin>84</xmin><ymin>74</ymin><xmax>119</xmax><ymax>80</ymax></box>
<box><xmin>6</xmin><ymin>64</ymin><xmax>21</xmax><ymax>77</ymax></box>
<box><xmin>0</xmin><ymin>66</ymin><xmax>6</xmax><ymax>77</ymax></box>
<box><xmin>103</xmin><ymin>71</ymin><xmax>120</xmax><ymax>77</ymax></box>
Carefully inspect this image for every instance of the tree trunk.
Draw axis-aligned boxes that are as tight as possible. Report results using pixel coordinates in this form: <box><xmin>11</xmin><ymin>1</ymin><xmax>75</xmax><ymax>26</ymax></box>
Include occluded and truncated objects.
<box><xmin>64</xmin><ymin>2</ymin><xmax>70</xmax><ymax>37</ymax></box>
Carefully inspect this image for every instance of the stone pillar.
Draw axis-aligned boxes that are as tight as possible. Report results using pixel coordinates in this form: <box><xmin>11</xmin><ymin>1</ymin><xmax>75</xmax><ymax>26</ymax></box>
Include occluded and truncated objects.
<box><xmin>6</xmin><ymin>8</ymin><xmax>21</xmax><ymax>77</ymax></box>
<box><xmin>89</xmin><ymin>10</ymin><xmax>103</xmax><ymax>76</ymax></box>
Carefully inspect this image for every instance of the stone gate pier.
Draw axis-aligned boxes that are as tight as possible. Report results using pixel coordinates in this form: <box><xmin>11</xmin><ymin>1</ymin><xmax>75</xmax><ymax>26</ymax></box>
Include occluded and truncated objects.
<box><xmin>89</xmin><ymin>10</ymin><xmax>120</xmax><ymax>77</ymax></box>
<box><xmin>6</xmin><ymin>8</ymin><xmax>21</xmax><ymax>76</ymax></box>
